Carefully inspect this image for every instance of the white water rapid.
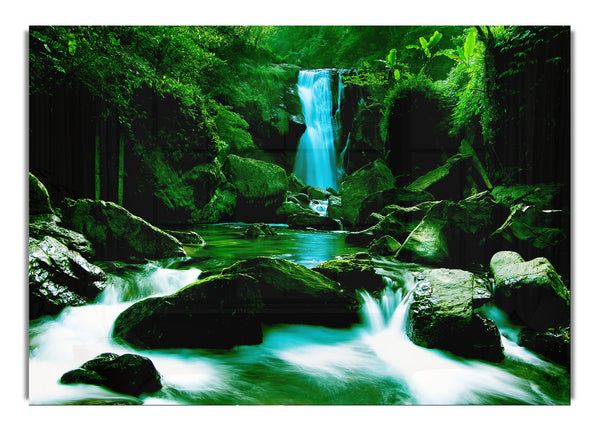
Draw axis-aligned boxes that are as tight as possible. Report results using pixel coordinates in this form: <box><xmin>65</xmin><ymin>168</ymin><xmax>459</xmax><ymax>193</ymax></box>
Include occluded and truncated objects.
<box><xmin>294</xmin><ymin>69</ymin><xmax>340</xmax><ymax>191</ymax></box>
<box><xmin>28</xmin><ymin>254</ymin><xmax>568</xmax><ymax>405</ymax></box>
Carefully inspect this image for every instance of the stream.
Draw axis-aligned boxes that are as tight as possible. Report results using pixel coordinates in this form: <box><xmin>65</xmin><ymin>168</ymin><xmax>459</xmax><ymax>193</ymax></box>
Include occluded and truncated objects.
<box><xmin>28</xmin><ymin>224</ymin><xmax>570</xmax><ymax>405</ymax></box>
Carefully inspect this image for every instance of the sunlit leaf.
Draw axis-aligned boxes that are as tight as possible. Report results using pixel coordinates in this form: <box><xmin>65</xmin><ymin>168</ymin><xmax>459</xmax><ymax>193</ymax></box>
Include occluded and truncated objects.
<box><xmin>394</xmin><ymin>69</ymin><xmax>400</xmax><ymax>81</ymax></box>
<box><xmin>387</xmin><ymin>48</ymin><xmax>397</xmax><ymax>66</ymax></box>
<box><xmin>464</xmin><ymin>30</ymin><xmax>476</xmax><ymax>59</ymax></box>
<box><xmin>429</xmin><ymin>31</ymin><xmax>442</xmax><ymax>48</ymax></box>
<box><xmin>419</xmin><ymin>37</ymin><xmax>428</xmax><ymax>50</ymax></box>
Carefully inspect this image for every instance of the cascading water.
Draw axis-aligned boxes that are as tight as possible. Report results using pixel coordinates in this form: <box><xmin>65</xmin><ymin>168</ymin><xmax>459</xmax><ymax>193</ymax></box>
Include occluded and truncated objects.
<box><xmin>294</xmin><ymin>69</ymin><xmax>340</xmax><ymax>191</ymax></box>
<box><xmin>28</xmin><ymin>227</ymin><xmax>569</xmax><ymax>405</ymax></box>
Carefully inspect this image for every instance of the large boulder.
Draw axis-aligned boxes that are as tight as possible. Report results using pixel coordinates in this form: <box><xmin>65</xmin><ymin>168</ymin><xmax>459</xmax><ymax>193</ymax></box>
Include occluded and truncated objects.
<box><xmin>60</xmin><ymin>353</ymin><xmax>162</xmax><ymax>397</ymax></box>
<box><xmin>518</xmin><ymin>326</ymin><xmax>570</xmax><ymax>367</ymax></box>
<box><xmin>368</xmin><ymin>235</ymin><xmax>402</xmax><ymax>256</ymax></box>
<box><xmin>395</xmin><ymin>192</ymin><xmax>509</xmax><ymax>267</ymax></box>
<box><xmin>29</xmin><ymin>236</ymin><xmax>106</xmax><ymax>319</ymax></box>
<box><xmin>492</xmin><ymin>204</ymin><xmax>567</xmax><ymax>250</ymax></box>
<box><xmin>490</xmin><ymin>251</ymin><xmax>570</xmax><ymax>330</ymax></box>
<box><xmin>345</xmin><ymin>205</ymin><xmax>428</xmax><ymax>248</ymax></box>
<box><xmin>356</xmin><ymin>187</ymin><xmax>434</xmax><ymax>226</ymax></box>
<box><xmin>113</xmin><ymin>257</ymin><xmax>358</xmax><ymax>349</ymax></box>
<box><xmin>223</xmin><ymin>154</ymin><xmax>288</xmax><ymax>221</ymax></box>
<box><xmin>60</xmin><ymin>198</ymin><xmax>186</xmax><ymax>261</ymax></box>
<box><xmin>29</xmin><ymin>214</ymin><xmax>95</xmax><ymax>260</ymax></box>
<box><xmin>406</xmin><ymin>268</ymin><xmax>503</xmax><ymax>361</ymax></box>
<box><xmin>199</xmin><ymin>183</ymin><xmax>237</xmax><ymax>223</ymax></box>
<box><xmin>313</xmin><ymin>256</ymin><xmax>385</xmax><ymax>295</ymax></box>
<box><xmin>287</xmin><ymin>213</ymin><xmax>341</xmax><ymax>231</ymax></box>
<box><xmin>182</xmin><ymin>160</ymin><xmax>228</xmax><ymax>209</ymax></box>
<box><xmin>29</xmin><ymin>172</ymin><xmax>55</xmax><ymax>216</ymax></box>
<box><xmin>340</xmin><ymin>159</ymin><xmax>395</xmax><ymax>227</ymax></box>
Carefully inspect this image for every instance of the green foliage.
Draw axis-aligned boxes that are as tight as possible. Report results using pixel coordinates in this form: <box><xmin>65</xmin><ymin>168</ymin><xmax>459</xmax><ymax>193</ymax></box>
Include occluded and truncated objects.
<box><xmin>435</xmin><ymin>28</ymin><xmax>487</xmax><ymax>138</ymax></box>
<box><xmin>405</xmin><ymin>30</ymin><xmax>446</xmax><ymax>76</ymax></box>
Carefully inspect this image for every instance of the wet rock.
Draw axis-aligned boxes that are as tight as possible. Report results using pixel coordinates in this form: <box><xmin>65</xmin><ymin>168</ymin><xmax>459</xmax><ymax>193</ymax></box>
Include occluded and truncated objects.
<box><xmin>368</xmin><ymin>235</ymin><xmax>402</xmax><ymax>256</ymax></box>
<box><xmin>340</xmin><ymin>159</ymin><xmax>395</xmax><ymax>227</ymax></box>
<box><xmin>29</xmin><ymin>236</ymin><xmax>106</xmax><ymax>319</ymax></box>
<box><xmin>243</xmin><ymin>223</ymin><xmax>277</xmax><ymax>239</ymax></box>
<box><xmin>60</xmin><ymin>353</ymin><xmax>162</xmax><ymax>397</ymax></box>
<box><xmin>199</xmin><ymin>183</ymin><xmax>237</xmax><ymax>223</ymax></box>
<box><xmin>313</xmin><ymin>256</ymin><xmax>385</xmax><ymax>294</ymax></box>
<box><xmin>406</xmin><ymin>268</ymin><xmax>504</xmax><ymax>362</ymax></box>
<box><xmin>60</xmin><ymin>198</ymin><xmax>186</xmax><ymax>261</ymax></box>
<box><xmin>395</xmin><ymin>192</ymin><xmax>509</xmax><ymax>267</ymax></box>
<box><xmin>223</xmin><ymin>154</ymin><xmax>288</xmax><ymax>221</ymax></box>
<box><xmin>519</xmin><ymin>326</ymin><xmax>570</xmax><ymax>367</ymax></box>
<box><xmin>164</xmin><ymin>230</ymin><xmax>205</xmax><ymax>246</ymax></box>
<box><xmin>287</xmin><ymin>213</ymin><xmax>341</xmax><ymax>230</ymax></box>
<box><xmin>306</xmin><ymin>186</ymin><xmax>330</xmax><ymax>201</ymax></box>
<box><xmin>492</xmin><ymin>204</ymin><xmax>567</xmax><ymax>249</ymax></box>
<box><xmin>29</xmin><ymin>214</ymin><xmax>95</xmax><ymax>260</ymax></box>
<box><xmin>490</xmin><ymin>251</ymin><xmax>570</xmax><ymax>330</ymax></box>
<box><xmin>356</xmin><ymin>187</ymin><xmax>434</xmax><ymax>226</ymax></box>
<box><xmin>113</xmin><ymin>257</ymin><xmax>357</xmax><ymax>349</ymax></box>
<box><xmin>29</xmin><ymin>172</ymin><xmax>55</xmax><ymax>216</ymax></box>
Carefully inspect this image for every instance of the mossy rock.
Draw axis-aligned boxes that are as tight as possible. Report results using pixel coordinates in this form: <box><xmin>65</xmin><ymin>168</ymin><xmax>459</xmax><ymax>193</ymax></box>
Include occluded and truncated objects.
<box><xmin>313</xmin><ymin>257</ymin><xmax>385</xmax><ymax>295</ymax></box>
<box><xmin>490</xmin><ymin>251</ymin><xmax>570</xmax><ymax>330</ymax></box>
<box><xmin>60</xmin><ymin>198</ymin><xmax>186</xmax><ymax>261</ymax></box>
<box><xmin>60</xmin><ymin>353</ymin><xmax>162</xmax><ymax>397</ymax></box>
<box><xmin>406</xmin><ymin>268</ymin><xmax>503</xmax><ymax>362</ymax></box>
<box><xmin>340</xmin><ymin>159</ymin><xmax>395</xmax><ymax>227</ymax></box>
<box><xmin>29</xmin><ymin>172</ymin><xmax>55</xmax><ymax>216</ymax></box>
<box><xmin>29</xmin><ymin>236</ymin><xmax>106</xmax><ymax>319</ymax></box>
<box><xmin>113</xmin><ymin>257</ymin><xmax>358</xmax><ymax>349</ymax></box>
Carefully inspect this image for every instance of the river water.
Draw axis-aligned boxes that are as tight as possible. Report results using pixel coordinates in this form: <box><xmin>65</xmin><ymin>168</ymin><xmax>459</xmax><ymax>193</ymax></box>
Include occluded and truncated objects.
<box><xmin>28</xmin><ymin>224</ymin><xmax>570</xmax><ymax>405</ymax></box>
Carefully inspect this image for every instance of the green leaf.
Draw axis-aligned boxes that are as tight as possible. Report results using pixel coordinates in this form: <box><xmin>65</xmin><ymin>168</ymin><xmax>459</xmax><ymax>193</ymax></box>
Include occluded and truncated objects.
<box><xmin>406</xmin><ymin>44</ymin><xmax>420</xmax><ymax>50</ymax></box>
<box><xmin>419</xmin><ymin>37</ymin><xmax>428</xmax><ymax>50</ymax></box>
<box><xmin>439</xmin><ymin>49</ymin><xmax>459</xmax><ymax>60</ymax></box>
<box><xmin>464</xmin><ymin>30</ymin><xmax>476</xmax><ymax>59</ymax></box>
<box><xmin>67</xmin><ymin>35</ymin><xmax>77</xmax><ymax>56</ymax></box>
<box><xmin>387</xmin><ymin>48</ymin><xmax>397</xmax><ymax>66</ymax></box>
<box><xmin>394</xmin><ymin>69</ymin><xmax>401</xmax><ymax>81</ymax></box>
<box><xmin>429</xmin><ymin>31</ymin><xmax>442</xmax><ymax>48</ymax></box>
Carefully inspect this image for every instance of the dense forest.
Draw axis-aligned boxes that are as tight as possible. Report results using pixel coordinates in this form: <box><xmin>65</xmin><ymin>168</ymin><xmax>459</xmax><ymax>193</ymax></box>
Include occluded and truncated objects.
<box><xmin>28</xmin><ymin>25</ymin><xmax>572</xmax><ymax>406</ymax></box>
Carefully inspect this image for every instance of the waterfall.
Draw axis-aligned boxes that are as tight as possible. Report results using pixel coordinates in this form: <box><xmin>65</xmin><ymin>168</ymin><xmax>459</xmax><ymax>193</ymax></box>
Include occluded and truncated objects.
<box><xmin>294</xmin><ymin>69</ymin><xmax>339</xmax><ymax>191</ymax></box>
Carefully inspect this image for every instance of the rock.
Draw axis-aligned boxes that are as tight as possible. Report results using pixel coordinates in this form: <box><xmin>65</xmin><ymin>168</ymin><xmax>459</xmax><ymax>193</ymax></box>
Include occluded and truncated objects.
<box><xmin>306</xmin><ymin>186</ymin><xmax>330</xmax><ymax>201</ymax></box>
<box><xmin>60</xmin><ymin>353</ymin><xmax>162</xmax><ymax>397</ymax></box>
<box><xmin>313</xmin><ymin>256</ymin><xmax>385</xmax><ymax>295</ymax></box>
<box><xmin>490</xmin><ymin>251</ymin><xmax>570</xmax><ymax>330</ymax></box>
<box><xmin>395</xmin><ymin>192</ymin><xmax>509</xmax><ymax>267</ymax></box>
<box><xmin>223</xmin><ymin>154</ymin><xmax>288</xmax><ymax>221</ymax></box>
<box><xmin>287</xmin><ymin>213</ymin><xmax>341</xmax><ymax>230</ymax></box>
<box><xmin>60</xmin><ymin>198</ymin><xmax>186</xmax><ymax>261</ymax></box>
<box><xmin>288</xmin><ymin>173</ymin><xmax>308</xmax><ymax>193</ymax></box>
<box><xmin>29</xmin><ymin>172</ymin><xmax>55</xmax><ymax>216</ymax></box>
<box><xmin>340</xmin><ymin>159</ymin><xmax>395</xmax><ymax>227</ymax></box>
<box><xmin>182</xmin><ymin>160</ymin><xmax>228</xmax><ymax>208</ymax></box>
<box><xmin>243</xmin><ymin>223</ymin><xmax>277</xmax><ymax>239</ymax></box>
<box><xmin>275</xmin><ymin>201</ymin><xmax>315</xmax><ymax>219</ymax></box>
<box><xmin>406</xmin><ymin>268</ymin><xmax>503</xmax><ymax>361</ymax></box>
<box><xmin>347</xmin><ymin>205</ymin><xmax>427</xmax><ymax>248</ymax></box>
<box><xmin>405</xmin><ymin>152</ymin><xmax>481</xmax><ymax>201</ymax></box>
<box><xmin>113</xmin><ymin>257</ymin><xmax>358</xmax><ymax>349</ymax></box>
<box><xmin>519</xmin><ymin>326</ymin><xmax>570</xmax><ymax>367</ymax></box>
<box><xmin>368</xmin><ymin>235</ymin><xmax>402</xmax><ymax>256</ymax></box>
<box><xmin>491</xmin><ymin>184</ymin><xmax>562</xmax><ymax>208</ymax></box>
<box><xmin>29</xmin><ymin>214</ymin><xmax>95</xmax><ymax>260</ymax></box>
<box><xmin>29</xmin><ymin>236</ymin><xmax>106</xmax><ymax>319</ymax></box>
<box><xmin>199</xmin><ymin>183</ymin><xmax>237</xmax><ymax>223</ymax></box>
<box><xmin>356</xmin><ymin>187</ymin><xmax>434</xmax><ymax>226</ymax></box>
<box><xmin>164</xmin><ymin>230</ymin><xmax>205</xmax><ymax>246</ymax></box>
<box><xmin>326</xmin><ymin>195</ymin><xmax>344</xmax><ymax>220</ymax></box>
<box><xmin>492</xmin><ymin>204</ymin><xmax>567</xmax><ymax>249</ymax></box>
